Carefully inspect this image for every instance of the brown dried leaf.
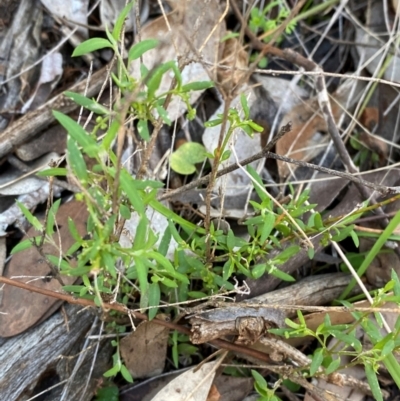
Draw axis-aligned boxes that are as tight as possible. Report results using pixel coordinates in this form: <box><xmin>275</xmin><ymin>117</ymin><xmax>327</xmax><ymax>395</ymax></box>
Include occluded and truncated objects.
<box><xmin>0</xmin><ymin>200</ymin><xmax>88</xmax><ymax>337</ymax></box>
<box><xmin>217</xmin><ymin>34</ymin><xmax>249</xmax><ymax>91</ymax></box>
<box><xmin>393</xmin><ymin>0</ymin><xmax>400</xmax><ymax>14</ymax></box>
<box><xmin>0</xmin><ymin>0</ymin><xmax>42</xmax><ymax>116</ymax></box>
<box><xmin>276</xmin><ymin>97</ymin><xmax>340</xmax><ymax>179</ymax></box>
<box><xmin>150</xmin><ymin>361</ymin><xmax>217</xmax><ymax>401</ymax></box>
<box><xmin>120</xmin><ymin>315</ymin><xmax>170</xmax><ymax>379</ymax></box>
<box><xmin>120</xmin><ymin>374</ymin><xmax>253</xmax><ymax>401</ymax></box>
<box><xmin>276</xmin><ymin>78</ymin><xmax>366</xmax><ymax>179</ymax></box>
<box><xmin>206</xmin><ymin>385</ymin><xmax>221</xmax><ymax>401</ymax></box>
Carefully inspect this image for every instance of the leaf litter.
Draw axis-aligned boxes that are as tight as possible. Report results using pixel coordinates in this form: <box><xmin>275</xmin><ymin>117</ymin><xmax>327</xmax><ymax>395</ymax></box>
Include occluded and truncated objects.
<box><xmin>1</xmin><ymin>1</ymin><xmax>400</xmax><ymax>400</ymax></box>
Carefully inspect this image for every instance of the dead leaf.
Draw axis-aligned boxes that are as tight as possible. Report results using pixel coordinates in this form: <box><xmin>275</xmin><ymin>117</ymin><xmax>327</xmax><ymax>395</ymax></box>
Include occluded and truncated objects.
<box><xmin>0</xmin><ymin>199</ymin><xmax>88</xmax><ymax>337</ymax></box>
<box><xmin>355</xmin><ymin>2</ymin><xmax>400</xmax><ymax>82</ymax></box>
<box><xmin>206</xmin><ymin>385</ymin><xmax>221</xmax><ymax>401</ymax></box>
<box><xmin>0</xmin><ymin>0</ymin><xmax>42</xmax><ymax>117</ymax></box>
<box><xmin>120</xmin><ymin>315</ymin><xmax>170</xmax><ymax>379</ymax></box>
<box><xmin>217</xmin><ymin>34</ymin><xmax>248</xmax><ymax>92</ymax></box>
<box><xmin>119</xmin><ymin>373</ymin><xmax>253</xmax><ymax>401</ymax></box>
<box><xmin>255</xmin><ymin>74</ymin><xmax>309</xmax><ymax>117</ymax></box>
<box><xmin>40</xmin><ymin>0</ymin><xmax>89</xmax><ymax>38</ymax></box>
<box><xmin>0</xmin><ymin>0</ymin><xmax>19</xmax><ymax>30</ymax></box>
<box><xmin>214</xmin><ymin>376</ymin><xmax>253</xmax><ymax>401</ymax></box>
<box><xmin>393</xmin><ymin>0</ymin><xmax>400</xmax><ymax>14</ymax></box>
<box><xmin>150</xmin><ymin>361</ymin><xmax>218</xmax><ymax>401</ymax></box>
<box><xmin>276</xmin><ymin>77</ymin><xmax>366</xmax><ymax>179</ymax></box>
<box><xmin>21</xmin><ymin>52</ymin><xmax>63</xmax><ymax>112</ymax></box>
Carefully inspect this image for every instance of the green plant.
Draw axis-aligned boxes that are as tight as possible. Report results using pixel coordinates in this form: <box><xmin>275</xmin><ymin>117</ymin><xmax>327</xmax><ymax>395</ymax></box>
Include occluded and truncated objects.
<box><xmin>12</xmin><ymin>1</ymin><xmax>400</xmax><ymax>396</ymax></box>
<box><xmin>269</xmin><ymin>269</ymin><xmax>400</xmax><ymax>401</ymax></box>
<box><xmin>350</xmin><ymin>133</ymin><xmax>380</xmax><ymax>167</ymax></box>
<box><xmin>248</xmin><ymin>0</ymin><xmax>297</xmax><ymax>67</ymax></box>
<box><xmin>252</xmin><ymin>370</ymin><xmax>283</xmax><ymax>401</ymax></box>
<box><xmin>94</xmin><ymin>385</ymin><xmax>119</xmax><ymax>401</ymax></box>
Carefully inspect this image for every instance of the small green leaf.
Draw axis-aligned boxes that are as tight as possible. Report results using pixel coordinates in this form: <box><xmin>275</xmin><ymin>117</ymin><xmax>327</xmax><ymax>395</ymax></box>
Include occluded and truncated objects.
<box><xmin>381</xmin><ymin>339</ymin><xmax>395</xmax><ymax>357</ymax></box>
<box><xmin>119</xmin><ymin>204</ymin><xmax>131</xmax><ymax>220</ymax></box>
<box><xmin>314</xmin><ymin>212</ymin><xmax>323</xmax><ymax>229</ymax></box>
<box><xmin>158</xmin><ymin>226</ymin><xmax>171</xmax><ymax>257</ymax></box>
<box><xmin>64</xmin><ymin>92</ymin><xmax>109</xmax><ymax>115</ymax></box>
<box><xmin>391</xmin><ymin>269</ymin><xmax>400</xmax><ymax>296</ymax></box>
<box><xmin>133</xmin><ymin>216</ymin><xmax>148</xmax><ymax>251</ymax></box>
<box><xmin>156</xmin><ymin>104</ymin><xmax>171</xmax><ymax>125</ymax></box>
<box><xmin>325</xmin><ymin>358</ymin><xmax>341</xmax><ymax>375</ymax></box>
<box><xmin>170</xmin><ymin>142</ymin><xmax>206</xmax><ymax>175</ymax></box>
<box><xmin>17</xmin><ymin>201</ymin><xmax>43</xmax><ymax>231</ymax></box>
<box><xmin>204</xmin><ymin>118</ymin><xmax>223</xmax><ymax>128</ymax></box>
<box><xmin>37</xmin><ymin>168</ymin><xmax>67</xmax><ymax>177</ymax></box>
<box><xmin>53</xmin><ymin>111</ymin><xmax>98</xmax><ymax>157</ymax></box>
<box><xmin>181</xmin><ymin>81</ymin><xmax>214</xmax><ymax>92</ymax></box>
<box><xmin>147</xmin><ymin>61</ymin><xmax>181</xmax><ymax>100</ymax></box>
<box><xmin>333</xmin><ymin>332</ymin><xmax>362</xmax><ymax>352</ymax></box>
<box><xmin>68</xmin><ymin>217</ymin><xmax>84</xmax><ymax>243</ymax></box>
<box><xmin>120</xmin><ymin>363</ymin><xmax>134</xmax><ymax>383</ymax></box>
<box><xmin>350</xmin><ymin>230</ymin><xmax>359</xmax><ymax>247</ymax></box>
<box><xmin>112</xmin><ymin>1</ymin><xmax>134</xmax><ymax>40</ymax></box>
<box><xmin>260</xmin><ymin>213</ymin><xmax>275</xmax><ymax>243</ymax></box>
<box><xmin>226</xmin><ymin>229</ymin><xmax>235</xmax><ymax>251</ymax></box>
<box><xmin>187</xmin><ymin>291</ymin><xmax>208</xmax><ymax>299</ymax></box>
<box><xmin>332</xmin><ymin>225</ymin><xmax>355</xmax><ymax>242</ymax></box>
<box><xmin>137</xmin><ymin>119</ymin><xmax>150</xmax><ymax>141</ymax></box>
<box><xmin>103</xmin><ymin>364</ymin><xmax>120</xmax><ymax>378</ymax></box>
<box><xmin>95</xmin><ymin>386</ymin><xmax>119</xmax><ymax>401</ymax></box>
<box><xmin>72</xmin><ymin>38</ymin><xmax>112</xmax><ymax>57</ymax></box>
<box><xmin>310</xmin><ymin>348</ymin><xmax>323</xmax><ymax>376</ymax></box>
<box><xmin>221</xmin><ymin>32</ymin><xmax>240</xmax><ymax>41</ymax></box>
<box><xmin>67</xmin><ymin>138</ymin><xmax>88</xmax><ymax>184</ymax></box>
<box><xmin>11</xmin><ymin>238</ymin><xmax>34</xmax><ymax>254</ymax></box>
<box><xmin>159</xmin><ymin>276</ymin><xmax>178</xmax><ymax>288</ymax></box>
<box><xmin>267</xmin><ymin>266</ymin><xmax>295</xmax><ymax>282</ymax></box>
<box><xmin>273</xmin><ymin>245</ymin><xmax>300</xmax><ymax>264</ymax></box>
<box><xmin>128</xmin><ymin>39</ymin><xmax>159</xmax><ymax>62</ymax></box>
<box><xmin>103</xmin><ymin>120</ymin><xmax>120</xmax><ymax>150</ymax></box>
<box><xmin>247</xmin><ymin>165</ymin><xmax>268</xmax><ymax>202</ymax></box>
<box><xmin>251</xmin><ymin>370</ymin><xmax>267</xmax><ymax>389</ymax></box>
<box><xmin>248</xmin><ymin>120</ymin><xmax>264</xmax><ymax>132</ymax></box>
<box><xmin>365</xmin><ymin>363</ymin><xmax>383</xmax><ymax>401</ymax></box>
<box><xmin>240</xmin><ymin>94</ymin><xmax>250</xmax><ymax>119</ymax></box>
<box><xmin>63</xmin><ymin>285</ymin><xmax>86</xmax><ymax>293</ymax></box>
<box><xmin>105</xmin><ymin>24</ymin><xmax>118</xmax><ymax>47</ymax></box>
<box><xmin>46</xmin><ymin>199</ymin><xmax>61</xmax><ymax>236</ymax></box>
<box><xmin>252</xmin><ymin>263</ymin><xmax>266</xmax><ymax>279</ymax></box>
<box><xmin>147</xmin><ymin>250</ymin><xmax>189</xmax><ymax>283</ymax></box>
<box><xmin>135</xmin><ymin>257</ymin><xmax>149</xmax><ymax>310</ymax></box>
<box><xmin>221</xmin><ymin>149</ymin><xmax>231</xmax><ymax>161</ymax></box>
<box><xmin>120</xmin><ymin>170</ymin><xmax>145</xmax><ymax>214</ymax></box>
<box><xmin>148</xmin><ymin>282</ymin><xmax>160</xmax><ymax>320</ymax></box>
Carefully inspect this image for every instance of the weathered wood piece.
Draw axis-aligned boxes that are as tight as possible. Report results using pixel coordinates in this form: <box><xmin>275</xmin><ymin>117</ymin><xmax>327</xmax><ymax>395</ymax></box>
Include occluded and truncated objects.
<box><xmin>0</xmin><ymin>303</ymin><xmax>111</xmax><ymax>401</ymax></box>
<box><xmin>189</xmin><ymin>273</ymin><xmax>359</xmax><ymax>344</ymax></box>
<box><xmin>0</xmin><ymin>61</ymin><xmax>112</xmax><ymax>159</ymax></box>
